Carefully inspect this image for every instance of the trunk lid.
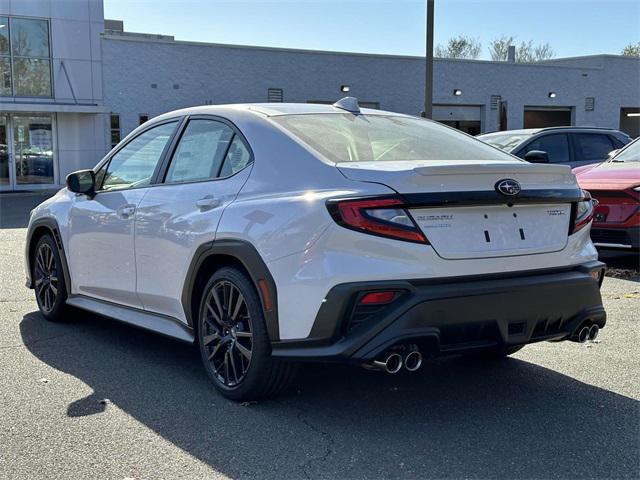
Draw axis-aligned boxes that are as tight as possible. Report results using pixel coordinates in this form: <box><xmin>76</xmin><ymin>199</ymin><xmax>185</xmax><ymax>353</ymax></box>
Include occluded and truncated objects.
<box><xmin>337</xmin><ymin>160</ymin><xmax>579</xmax><ymax>259</ymax></box>
<box><xmin>337</xmin><ymin>160</ymin><xmax>575</xmax><ymax>193</ymax></box>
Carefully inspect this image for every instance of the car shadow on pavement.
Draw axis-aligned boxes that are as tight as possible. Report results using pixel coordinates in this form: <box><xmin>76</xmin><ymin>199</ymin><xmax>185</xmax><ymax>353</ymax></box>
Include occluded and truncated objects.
<box><xmin>21</xmin><ymin>311</ymin><xmax>639</xmax><ymax>479</ymax></box>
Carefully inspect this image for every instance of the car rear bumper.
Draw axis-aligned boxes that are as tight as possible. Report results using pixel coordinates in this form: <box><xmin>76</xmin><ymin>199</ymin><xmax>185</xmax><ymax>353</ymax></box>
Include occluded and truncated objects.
<box><xmin>591</xmin><ymin>226</ymin><xmax>639</xmax><ymax>249</ymax></box>
<box><xmin>271</xmin><ymin>262</ymin><xmax>606</xmax><ymax>363</ymax></box>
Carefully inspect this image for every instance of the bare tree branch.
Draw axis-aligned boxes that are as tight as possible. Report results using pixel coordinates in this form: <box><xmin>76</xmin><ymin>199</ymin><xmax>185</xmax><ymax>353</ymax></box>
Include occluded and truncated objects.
<box><xmin>435</xmin><ymin>35</ymin><xmax>482</xmax><ymax>59</ymax></box>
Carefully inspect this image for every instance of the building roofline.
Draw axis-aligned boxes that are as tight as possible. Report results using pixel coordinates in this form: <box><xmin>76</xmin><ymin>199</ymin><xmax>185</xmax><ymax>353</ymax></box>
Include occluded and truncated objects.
<box><xmin>101</xmin><ymin>32</ymin><xmax>608</xmax><ymax>71</ymax></box>
<box><xmin>539</xmin><ymin>53</ymin><xmax>640</xmax><ymax>63</ymax></box>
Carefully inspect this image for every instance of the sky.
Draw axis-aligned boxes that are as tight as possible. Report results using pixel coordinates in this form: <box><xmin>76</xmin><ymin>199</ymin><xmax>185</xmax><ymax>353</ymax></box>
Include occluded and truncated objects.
<box><xmin>103</xmin><ymin>0</ymin><xmax>640</xmax><ymax>59</ymax></box>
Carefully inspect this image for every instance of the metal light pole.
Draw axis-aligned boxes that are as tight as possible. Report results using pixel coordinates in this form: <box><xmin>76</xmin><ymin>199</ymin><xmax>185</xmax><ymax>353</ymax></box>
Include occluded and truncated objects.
<box><xmin>424</xmin><ymin>0</ymin><xmax>434</xmax><ymax>118</ymax></box>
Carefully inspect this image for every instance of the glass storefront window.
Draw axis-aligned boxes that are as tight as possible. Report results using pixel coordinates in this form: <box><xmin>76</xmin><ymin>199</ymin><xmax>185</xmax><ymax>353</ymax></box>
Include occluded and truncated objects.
<box><xmin>13</xmin><ymin>115</ymin><xmax>54</xmax><ymax>185</ymax></box>
<box><xmin>13</xmin><ymin>58</ymin><xmax>51</xmax><ymax>96</ymax></box>
<box><xmin>0</xmin><ymin>17</ymin><xmax>52</xmax><ymax>97</ymax></box>
<box><xmin>0</xmin><ymin>116</ymin><xmax>8</xmax><ymax>187</ymax></box>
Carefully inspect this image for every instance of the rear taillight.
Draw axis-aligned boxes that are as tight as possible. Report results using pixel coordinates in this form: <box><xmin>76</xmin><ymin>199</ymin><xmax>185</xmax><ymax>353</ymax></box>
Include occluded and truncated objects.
<box><xmin>327</xmin><ymin>197</ymin><xmax>427</xmax><ymax>243</ymax></box>
<box><xmin>573</xmin><ymin>190</ymin><xmax>595</xmax><ymax>233</ymax></box>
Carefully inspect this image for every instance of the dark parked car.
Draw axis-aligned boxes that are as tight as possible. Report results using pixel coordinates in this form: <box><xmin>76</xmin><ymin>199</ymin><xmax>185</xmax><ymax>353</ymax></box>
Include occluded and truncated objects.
<box><xmin>478</xmin><ymin>127</ymin><xmax>631</xmax><ymax>168</ymax></box>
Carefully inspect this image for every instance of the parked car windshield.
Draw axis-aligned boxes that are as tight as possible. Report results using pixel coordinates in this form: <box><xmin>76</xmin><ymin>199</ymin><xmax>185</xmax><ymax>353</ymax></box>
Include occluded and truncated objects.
<box><xmin>611</xmin><ymin>138</ymin><xmax>640</xmax><ymax>162</ymax></box>
<box><xmin>477</xmin><ymin>132</ymin><xmax>533</xmax><ymax>151</ymax></box>
<box><xmin>272</xmin><ymin>114</ymin><xmax>517</xmax><ymax>163</ymax></box>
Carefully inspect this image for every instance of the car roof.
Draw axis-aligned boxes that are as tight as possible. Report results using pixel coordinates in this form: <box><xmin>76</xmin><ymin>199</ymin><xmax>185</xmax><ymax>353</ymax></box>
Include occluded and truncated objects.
<box><xmin>479</xmin><ymin>129</ymin><xmax>541</xmax><ymax>137</ymax></box>
<box><xmin>482</xmin><ymin>126</ymin><xmax>624</xmax><ymax>137</ymax></box>
<box><xmin>152</xmin><ymin>102</ymin><xmax>409</xmax><ymax>121</ymax></box>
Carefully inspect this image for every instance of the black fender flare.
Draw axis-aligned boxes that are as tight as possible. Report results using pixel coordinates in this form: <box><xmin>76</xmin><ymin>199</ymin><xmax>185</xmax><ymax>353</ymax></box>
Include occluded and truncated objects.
<box><xmin>25</xmin><ymin>217</ymin><xmax>72</xmax><ymax>292</ymax></box>
<box><xmin>181</xmin><ymin>239</ymin><xmax>280</xmax><ymax>341</ymax></box>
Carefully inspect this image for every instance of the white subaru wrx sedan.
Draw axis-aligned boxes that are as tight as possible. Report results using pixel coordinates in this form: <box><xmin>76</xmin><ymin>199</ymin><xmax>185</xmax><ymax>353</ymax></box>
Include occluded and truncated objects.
<box><xmin>25</xmin><ymin>98</ymin><xmax>605</xmax><ymax>401</ymax></box>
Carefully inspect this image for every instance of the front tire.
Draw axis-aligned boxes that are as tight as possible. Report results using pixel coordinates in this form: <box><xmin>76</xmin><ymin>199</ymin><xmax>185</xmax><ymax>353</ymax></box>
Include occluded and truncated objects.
<box><xmin>197</xmin><ymin>267</ymin><xmax>296</xmax><ymax>401</ymax></box>
<box><xmin>32</xmin><ymin>234</ymin><xmax>69</xmax><ymax>322</ymax></box>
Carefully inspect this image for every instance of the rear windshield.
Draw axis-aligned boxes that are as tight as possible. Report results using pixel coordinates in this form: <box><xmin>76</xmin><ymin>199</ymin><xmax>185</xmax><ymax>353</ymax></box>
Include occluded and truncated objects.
<box><xmin>271</xmin><ymin>114</ymin><xmax>517</xmax><ymax>163</ymax></box>
<box><xmin>477</xmin><ymin>132</ymin><xmax>532</xmax><ymax>151</ymax></box>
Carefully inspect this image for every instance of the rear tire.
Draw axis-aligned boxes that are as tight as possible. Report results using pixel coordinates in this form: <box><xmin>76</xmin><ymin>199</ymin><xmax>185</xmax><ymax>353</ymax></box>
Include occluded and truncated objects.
<box><xmin>32</xmin><ymin>234</ymin><xmax>70</xmax><ymax>322</ymax></box>
<box><xmin>197</xmin><ymin>267</ymin><xmax>297</xmax><ymax>401</ymax></box>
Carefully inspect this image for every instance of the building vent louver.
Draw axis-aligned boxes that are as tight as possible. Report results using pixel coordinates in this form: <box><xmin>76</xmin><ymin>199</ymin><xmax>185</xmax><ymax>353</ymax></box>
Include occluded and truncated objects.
<box><xmin>490</xmin><ymin>95</ymin><xmax>501</xmax><ymax>110</ymax></box>
<box><xmin>585</xmin><ymin>97</ymin><xmax>595</xmax><ymax>111</ymax></box>
<box><xmin>268</xmin><ymin>88</ymin><xmax>283</xmax><ymax>102</ymax></box>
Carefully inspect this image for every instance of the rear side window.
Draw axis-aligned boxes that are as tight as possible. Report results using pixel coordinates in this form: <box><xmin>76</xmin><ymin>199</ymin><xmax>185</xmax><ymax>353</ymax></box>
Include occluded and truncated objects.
<box><xmin>165</xmin><ymin>119</ymin><xmax>234</xmax><ymax>183</ymax></box>
<box><xmin>219</xmin><ymin>135</ymin><xmax>252</xmax><ymax>177</ymax></box>
<box><xmin>520</xmin><ymin>134</ymin><xmax>570</xmax><ymax>163</ymax></box>
<box><xmin>572</xmin><ymin>133</ymin><xmax>615</xmax><ymax>161</ymax></box>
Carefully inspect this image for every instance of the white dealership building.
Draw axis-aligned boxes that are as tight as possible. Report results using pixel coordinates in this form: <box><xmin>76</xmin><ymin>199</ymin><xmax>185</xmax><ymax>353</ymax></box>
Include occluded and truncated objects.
<box><xmin>1</xmin><ymin>0</ymin><xmax>639</xmax><ymax>190</ymax></box>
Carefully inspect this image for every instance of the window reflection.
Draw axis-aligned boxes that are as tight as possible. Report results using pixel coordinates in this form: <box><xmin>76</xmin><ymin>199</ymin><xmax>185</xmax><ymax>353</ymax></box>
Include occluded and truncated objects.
<box><xmin>14</xmin><ymin>58</ymin><xmax>51</xmax><ymax>96</ymax></box>
<box><xmin>1</xmin><ymin>17</ymin><xmax>51</xmax><ymax>97</ymax></box>
<box><xmin>0</xmin><ymin>57</ymin><xmax>11</xmax><ymax>95</ymax></box>
<box><xmin>10</xmin><ymin>18</ymin><xmax>49</xmax><ymax>57</ymax></box>
<box><xmin>14</xmin><ymin>115</ymin><xmax>54</xmax><ymax>185</ymax></box>
<box><xmin>0</xmin><ymin>17</ymin><xmax>9</xmax><ymax>55</ymax></box>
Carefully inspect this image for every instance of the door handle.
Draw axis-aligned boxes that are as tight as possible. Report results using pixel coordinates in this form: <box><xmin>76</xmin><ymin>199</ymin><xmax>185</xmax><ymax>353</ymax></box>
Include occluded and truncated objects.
<box><xmin>196</xmin><ymin>195</ymin><xmax>221</xmax><ymax>211</ymax></box>
<box><xmin>117</xmin><ymin>204</ymin><xmax>136</xmax><ymax>219</ymax></box>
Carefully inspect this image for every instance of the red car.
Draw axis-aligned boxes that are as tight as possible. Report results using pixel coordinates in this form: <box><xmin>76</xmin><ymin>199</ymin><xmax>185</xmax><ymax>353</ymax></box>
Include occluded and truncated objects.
<box><xmin>574</xmin><ymin>138</ymin><xmax>640</xmax><ymax>250</ymax></box>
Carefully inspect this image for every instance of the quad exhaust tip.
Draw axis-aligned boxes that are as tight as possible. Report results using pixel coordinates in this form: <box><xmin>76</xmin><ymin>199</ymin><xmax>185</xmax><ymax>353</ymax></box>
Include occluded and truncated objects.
<box><xmin>367</xmin><ymin>347</ymin><xmax>424</xmax><ymax>374</ymax></box>
<box><xmin>571</xmin><ymin>323</ymin><xmax>600</xmax><ymax>343</ymax></box>
<box><xmin>404</xmin><ymin>350</ymin><xmax>423</xmax><ymax>372</ymax></box>
<box><xmin>589</xmin><ymin>324</ymin><xmax>599</xmax><ymax>341</ymax></box>
<box><xmin>371</xmin><ymin>352</ymin><xmax>403</xmax><ymax>374</ymax></box>
<box><xmin>578</xmin><ymin>326</ymin><xmax>590</xmax><ymax>343</ymax></box>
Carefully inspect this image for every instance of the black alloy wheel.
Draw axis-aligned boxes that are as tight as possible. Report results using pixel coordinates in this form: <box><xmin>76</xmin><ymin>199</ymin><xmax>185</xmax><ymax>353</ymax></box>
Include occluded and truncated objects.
<box><xmin>32</xmin><ymin>234</ymin><xmax>69</xmax><ymax>322</ymax></box>
<box><xmin>201</xmin><ymin>279</ymin><xmax>253</xmax><ymax>387</ymax></box>
<box><xmin>34</xmin><ymin>241</ymin><xmax>60</xmax><ymax>313</ymax></box>
<box><xmin>198</xmin><ymin>267</ymin><xmax>297</xmax><ymax>401</ymax></box>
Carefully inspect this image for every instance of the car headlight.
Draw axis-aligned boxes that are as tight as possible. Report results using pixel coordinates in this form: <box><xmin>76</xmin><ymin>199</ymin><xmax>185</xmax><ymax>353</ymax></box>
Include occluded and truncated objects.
<box><xmin>634</xmin><ymin>186</ymin><xmax>640</xmax><ymax>192</ymax></box>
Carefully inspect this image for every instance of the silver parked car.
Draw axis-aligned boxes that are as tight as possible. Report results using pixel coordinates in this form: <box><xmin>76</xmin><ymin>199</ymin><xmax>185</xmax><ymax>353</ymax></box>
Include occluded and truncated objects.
<box><xmin>478</xmin><ymin>127</ymin><xmax>631</xmax><ymax>168</ymax></box>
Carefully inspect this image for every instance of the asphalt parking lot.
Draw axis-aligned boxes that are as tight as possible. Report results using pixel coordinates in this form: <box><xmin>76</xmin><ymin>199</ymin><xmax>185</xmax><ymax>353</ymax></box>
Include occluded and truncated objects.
<box><xmin>1</xmin><ymin>194</ymin><xmax>639</xmax><ymax>479</ymax></box>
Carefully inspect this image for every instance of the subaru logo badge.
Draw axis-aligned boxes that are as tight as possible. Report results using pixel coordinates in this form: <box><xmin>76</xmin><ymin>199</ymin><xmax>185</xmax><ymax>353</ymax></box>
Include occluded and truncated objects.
<box><xmin>495</xmin><ymin>179</ymin><xmax>521</xmax><ymax>196</ymax></box>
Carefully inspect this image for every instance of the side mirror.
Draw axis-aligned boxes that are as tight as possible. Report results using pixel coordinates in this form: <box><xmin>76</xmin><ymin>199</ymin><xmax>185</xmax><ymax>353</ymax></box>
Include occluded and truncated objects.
<box><xmin>66</xmin><ymin>169</ymin><xmax>96</xmax><ymax>196</ymax></box>
<box><xmin>607</xmin><ymin>149</ymin><xmax>619</xmax><ymax>160</ymax></box>
<box><xmin>524</xmin><ymin>150</ymin><xmax>549</xmax><ymax>163</ymax></box>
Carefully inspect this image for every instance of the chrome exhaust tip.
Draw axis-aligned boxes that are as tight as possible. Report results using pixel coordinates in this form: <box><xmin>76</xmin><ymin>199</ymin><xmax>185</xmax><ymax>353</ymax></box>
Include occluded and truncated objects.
<box><xmin>578</xmin><ymin>326</ymin><xmax>590</xmax><ymax>343</ymax></box>
<box><xmin>371</xmin><ymin>353</ymin><xmax>403</xmax><ymax>374</ymax></box>
<box><xmin>384</xmin><ymin>353</ymin><xmax>403</xmax><ymax>374</ymax></box>
<box><xmin>588</xmin><ymin>324</ymin><xmax>599</xmax><ymax>341</ymax></box>
<box><xmin>404</xmin><ymin>350</ymin><xmax>423</xmax><ymax>372</ymax></box>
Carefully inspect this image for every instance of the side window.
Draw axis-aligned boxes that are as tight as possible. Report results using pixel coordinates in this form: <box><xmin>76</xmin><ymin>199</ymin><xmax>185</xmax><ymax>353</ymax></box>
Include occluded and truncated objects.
<box><xmin>219</xmin><ymin>135</ymin><xmax>252</xmax><ymax>177</ymax></box>
<box><xmin>102</xmin><ymin>122</ymin><xmax>177</xmax><ymax>191</ymax></box>
<box><xmin>521</xmin><ymin>134</ymin><xmax>570</xmax><ymax>163</ymax></box>
<box><xmin>573</xmin><ymin>133</ymin><xmax>615</xmax><ymax>161</ymax></box>
<box><xmin>164</xmin><ymin>119</ymin><xmax>234</xmax><ymax>183</ymax></box>
<box><xmin>610</xmin><ymin>136</ymin><xmax>625</xmax><ymax>149</ymax></box>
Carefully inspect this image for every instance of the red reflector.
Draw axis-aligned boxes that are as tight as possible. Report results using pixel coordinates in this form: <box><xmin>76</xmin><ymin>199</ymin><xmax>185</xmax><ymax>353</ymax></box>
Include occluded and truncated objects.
<box><xmin>258</xmin><ymin>279</ymin><xmax>273</xmax><ymax>312</ymax></box>
<box><xmin>360</xmin><ymin>291</ymin><xmax>397</xmax><ymax>305</ymax></box>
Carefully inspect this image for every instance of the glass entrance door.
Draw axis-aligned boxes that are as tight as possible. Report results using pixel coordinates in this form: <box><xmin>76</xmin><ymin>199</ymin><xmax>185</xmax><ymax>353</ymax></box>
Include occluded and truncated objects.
<box><xmin>0</xmin><ymin>115</ymin><xmax>9</xmax><ymax>190</ymax></box>
<box><xmin>13</xmin><ymin>114</ymin><xmax>55</xmax><ymax>186</ymax></box>
<box><xmin>0</xmin><ymin>114</ymin><xmax>56</xmax><ymax>190</ymax></box>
